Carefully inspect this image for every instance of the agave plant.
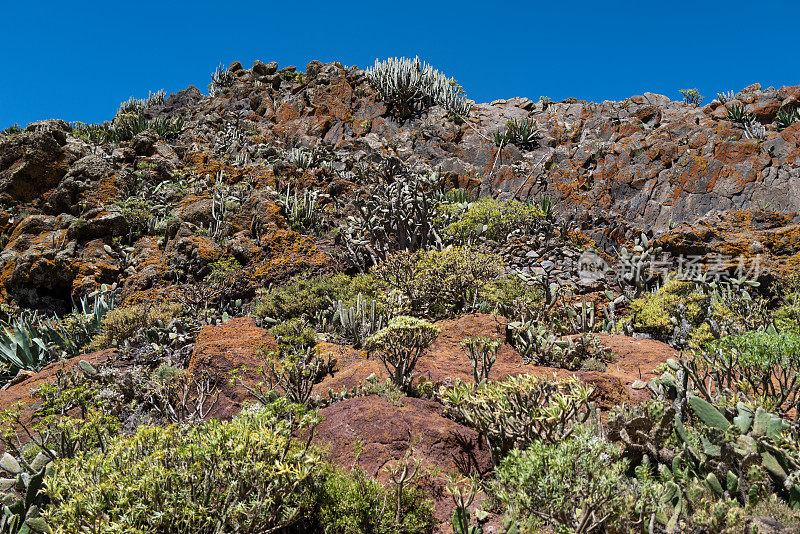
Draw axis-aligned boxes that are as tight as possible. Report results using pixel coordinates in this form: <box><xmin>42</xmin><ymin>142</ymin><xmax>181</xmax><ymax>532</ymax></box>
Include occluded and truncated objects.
<box><xmin>776</xmin><ymin>106</ymin><xmax>800</xmax><ymax>131</ymax></box>
<box><xmin>725</xmin><ymin>103</ymin><xmax>754</xmax><ymax>125</ymax></box>
<box><xmin>0</xmin><ymin>316</ymin><xmax>50</xmax><ymax>373</ymax></box>
<box><xmin>494</xmin><ymin>118</ymin><xmax>539</xmax><ymax>148</ymax></box>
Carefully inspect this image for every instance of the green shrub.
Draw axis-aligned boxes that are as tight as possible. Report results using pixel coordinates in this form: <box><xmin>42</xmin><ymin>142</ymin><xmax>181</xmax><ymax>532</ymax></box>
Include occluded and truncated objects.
<box><xmin>248</xmin><ymin>344</ymin><xmax>336</xmax><ymax>406</ymax></box>
<box><xmin>440</xmin><ymin>375</ymin><xmax>593</xmax><ymax>464</ymax></box>
<box><xmin>253</xmin><ymin>275</ymin><xmax>338</xmax><ymax>322</ymax></box>
<box><xmin>270</xmin><ymin>317</ymin><xmax>318</xmax><ymax>349</ymax></box>
<box><xmin>494</xmin><ymin>426</ymin><xmax>628</xmax><ymax>534</ymax></box>
<box><xmin>87</xmin><ymin>302</ymin><xmax>183</xmax><ymax>351</ymax></box>
<box><xmin>365</xmin><ymin>316</ymin><xmax>440</xmax><ymax>391</ymax></box>
<box><xmin>696</xmin><ymin>331</ymin><xmax>800</xmax><ymax>416</ymax></box>
<box><xmin>43</xmin><ymin>399</ymin><xmax>435</xmax><ymax>534</ymax></box>
<box><xmin>477</xmin><ymin>274</ymin><xmax>544</xmax><ymax>317</ymax></box>
<box><xmin>372</xmin><ymin>247</ymin><xmax>504</xmax><ymax>319</ymax></box>
<box><xmin>444</xmin><ymin>197</ymin><xmax>545</xmax><ymax>243</ymax></box>
<box><xmin>315</xmin><ymin>465</ymin><xmax>434</xmax><ymax>534</ymax></box>
<box><xmin>45</xmin><ymin>401</ymin><xmax>321</xmax><ymax>532</ymax></box>
<box><xmin>627</xmin><ymin>278</ymin><xmax>707</xmax><ymax>337</ymax></box>
<box><xmin>253</xmin><ymin>273</ymin><xmax>383</xmax><ymax>324</ymax></box>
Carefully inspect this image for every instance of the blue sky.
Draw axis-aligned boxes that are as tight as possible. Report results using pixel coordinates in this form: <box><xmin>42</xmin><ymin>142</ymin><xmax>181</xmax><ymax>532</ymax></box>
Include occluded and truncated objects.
<box><xmin>3</xmin><ymin>0</ymin><xmax>800</xmax><ymax>128</ymax></box>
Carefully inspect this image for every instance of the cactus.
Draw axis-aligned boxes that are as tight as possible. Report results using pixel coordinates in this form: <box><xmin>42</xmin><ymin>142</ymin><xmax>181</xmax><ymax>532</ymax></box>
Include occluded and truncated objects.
<box><xmin>343</xmin><ymin>165</ymin><xmax>443</xmax><ymax>270</ymax></box>
<box><xmin>331</xmin><ymin>294</ymin><xmax>385</xmax><ymax>349</ymax></box>
<box><xmin>366</xmin><ymin>56</ymin><xmax>470</xmax><ymax>119</ymax></box>
<box><xmin>279</xmin><ymin>183</ymin><xmax>322</xmax><ymax>233</ymax></box>
<box><xmin>0</xmin><ymin>455</ymin><xmax>51</xmax><ymax>534</ymax></box>
<box><xmin>615</xmin><ymin>233</ymin><xmax>663</xmax><ymax>300</ymax></box>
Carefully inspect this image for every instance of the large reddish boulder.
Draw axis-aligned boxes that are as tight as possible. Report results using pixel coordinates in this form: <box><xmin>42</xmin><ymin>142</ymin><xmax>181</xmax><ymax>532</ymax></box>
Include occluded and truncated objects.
<box><xmin>314</xmin><ymin>395</ymin><xmax>493</xmax><ymax>527</ymax></box>
<box><xmin>188</xmin><ymin>317</ymin><xmax>277</xmax><ymax>419</ymax></box>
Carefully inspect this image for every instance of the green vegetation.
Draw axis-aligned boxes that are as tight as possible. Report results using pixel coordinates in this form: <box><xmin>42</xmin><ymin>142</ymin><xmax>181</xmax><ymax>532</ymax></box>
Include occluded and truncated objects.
<box><xmin>495</xmin><ymin>425</ymin><xmax>628</xmax><ymax>534</ymax></box>
<box><xmin>679</xmin><ymin>88</ymin><xmax>704</xmax><ymax>107</ymax></box>
<box><xmin>444</xmin><ymin>197</ymin><xmax>546</xmax><ymax>243</ymax></box>
<box><xmin>365</xmin><ymin>315</ymin><xmax>440</xmax><ymax>391</ymax></box>
<box><xmin>366</xmin><ymin>56</ymin><xmax>470</xmax><ymax>119</ymax></box>
<box><xmin>372</xmin><ymin>247</ymin><xmax>504</xmax><ymax>319</ymax></box>
<box><xmin>44</xmin><ymin>400</ymin><xmax>434</xmax><ymax>533</ymax></box>
<box><xmin>87</xmin><ymin>301</ymin><xmax>182</xmax><ymax>351</ymax></box>
<box><xmin>441</xmin><ymin>375</ymin><xmax>594</xmax><ymax>463</ymax></box>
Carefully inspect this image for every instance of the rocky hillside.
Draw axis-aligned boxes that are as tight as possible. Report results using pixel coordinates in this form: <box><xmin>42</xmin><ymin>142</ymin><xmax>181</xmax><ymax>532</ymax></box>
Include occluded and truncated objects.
<box><xmin>3</xmin><ymin>60</ymin><xmax>800</xmax><ymax>312</ymax></box>
<box><xmin>1</xmin><ymin>59</ymin><xmax>800</xmax><ymax>533</ymax></box>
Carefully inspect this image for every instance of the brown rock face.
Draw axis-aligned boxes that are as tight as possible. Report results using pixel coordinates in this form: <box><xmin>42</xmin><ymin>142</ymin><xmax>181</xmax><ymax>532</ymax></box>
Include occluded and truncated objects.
<box><xmin>188</xmin><ymin>317</ymin><xmax>277</xmax><ymax>419</ymax></box>
<box><xmin>0</xmin><ymin>121</ymin><xmax>81</xmax><ymax>205</ymax></box>
<box><xmin>314</xmin><ymin>395</ymin><xmax>492</xmax><ymax>526</ymax></box>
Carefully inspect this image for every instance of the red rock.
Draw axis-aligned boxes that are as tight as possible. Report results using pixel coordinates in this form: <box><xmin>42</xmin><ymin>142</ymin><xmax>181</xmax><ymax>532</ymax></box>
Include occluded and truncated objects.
<box><xmin>188</xmin><ymin>317</ymin><xmax>277</xmax><ymax>419</ymax></box>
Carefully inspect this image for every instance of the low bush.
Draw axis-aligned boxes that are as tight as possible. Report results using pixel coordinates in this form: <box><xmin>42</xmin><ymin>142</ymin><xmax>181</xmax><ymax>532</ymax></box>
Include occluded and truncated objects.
<box><xmin>43</xmin><ymin>399</ymin><xmax>435</xmax><ymax>533</ymax></box>
<box><xmin>270</xmin><ymin>317</ymin><xmax>318</xmax><ymax>349</ymax></box>
<box><xmin>372</xmin><ymin>247</ymin><xmax>504</xmax><ymax>319</ymax></box>
<box><xmin>444</xmin><ymin>197</ymin><xmax>545</xmax><ymax>244</ymax></box>
<box><xmin>441</xmin><ymin>375</ymin><xmax>594</xmax><ymax>464</ymax></box>
<box><xmin>627</xmin><ymin>278</ymin><xmax>707</xmax><ymax>338</ymax></box>
<box><xmin>315</xmin><ymin>465</ymin><xmax>435</xmax><ymax>534</ymax></box>
<box><xmin>87</xmin><ymin>302</ymin><xmax>183</xmax><ymax>351</ymax></box>
<box><xmin>494</xmin><ymin>426</ymin><xmax>628</xmax><ymax>534</ymax></box>
<box><xmin>252</xmin><ymin>273</ymin><xmax>384</xmax><ymax>324</ymax></box>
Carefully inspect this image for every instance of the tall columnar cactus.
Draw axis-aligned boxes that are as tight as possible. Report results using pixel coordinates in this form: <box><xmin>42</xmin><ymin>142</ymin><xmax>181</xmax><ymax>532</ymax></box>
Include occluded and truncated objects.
<box><xmin>331</xmin><ymin>293</ymin><xmax>385</xmax><ymax>349</ymax></box>
<box><xmin>344</xmin><ymin>168</ymin><xmax>443</xmax><ymax>269</ymax></box>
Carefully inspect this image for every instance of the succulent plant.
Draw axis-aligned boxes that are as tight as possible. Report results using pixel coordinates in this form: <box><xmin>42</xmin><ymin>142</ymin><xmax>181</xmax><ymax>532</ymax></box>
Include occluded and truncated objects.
<box><xmin>366</xmin><ymin>56</ymin><xmax>470</xmax><ymax>119</ymax></box>
<box><xmin>615</xmin><ymin>233</ymin><xmax>664</xmax><ymax>300</ymax></box>
<box><xmin>717</xmin><ymin>90</ymin><xmax>735</xmax><ymax>105</ymax></box>
<box><xmin>280</xmin><ymin>183</ymin><xmax>322</xmax><ymax>233</ymax></box>
<box><xmin>631</xmin><ymin>356</ymin><xmax>800</xmax><ymax>509</ymax></box>
<box><xmin>460</xmin><ymin>336</ymin><xmax>502</xmax><ymax>384</ymax></box>
<box><xmin>343</xmin><ymin>164</ymin><xmax>443</xmax><ymax>269</ymax></box>
<box><xmin>726</xmin><ymin>103</ymin><xmax>755</xmax><ymax>125</ymax></box>
<box><xmin>743</xmin><ymin>120</ymin><xmax>766</xmax><ymax>140</ymax></box>
<box><xmin>0</xmin><ymin>457</ymin><xmax>50</xmax><ymax>534</ymax></box>
<box><xmin>331</xmin><ymin>293</ymin><xmax>385</xmax><ymax>349</ymax></box>
<box><xmin>440</xmin><ymin>374</ymin><xmax>594</xmax><ymax>464</ymax></box>
<box><xmin>365</xmin><ymin>316</ymin><xmax>440</xmax><ymax>391</ymax></box>
<box><xmin>208</xmin><ymin>63</ymin><xmax>235</xmax><ymax>96</ymax></box>
<box><xmin>776</xmin><ymin>106</ymin><xmax>800</xmax><ymax>131</ymax></box>
<box><xmin>494</xmin><ymin>118</ymin><xmax>539</xmax><ymax>148</ymax></box>
<box><xmin>115</xmin><ymin>89</ymin><xmax>166</xmax><ymax>118</ymax></box>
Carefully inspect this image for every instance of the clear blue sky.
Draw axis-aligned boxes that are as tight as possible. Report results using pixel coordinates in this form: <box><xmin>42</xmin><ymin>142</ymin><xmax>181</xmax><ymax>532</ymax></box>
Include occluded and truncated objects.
<box><xmin>3</xmin><ymin>0</ymin><xmax>800</xmax><ymax>128</ymax></box>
